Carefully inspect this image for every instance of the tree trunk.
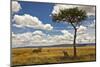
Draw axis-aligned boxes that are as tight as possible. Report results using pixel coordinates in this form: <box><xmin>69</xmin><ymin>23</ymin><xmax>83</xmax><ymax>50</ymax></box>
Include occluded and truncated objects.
<box><xmin>73</xmin><ymin>28</ymin><xmax>77</xmax><ymax>57</ymax></box>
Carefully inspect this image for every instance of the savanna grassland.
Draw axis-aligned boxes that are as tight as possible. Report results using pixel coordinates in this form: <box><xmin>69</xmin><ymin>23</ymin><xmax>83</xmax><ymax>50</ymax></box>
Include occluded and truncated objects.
<box><xmin>12</xmin><ymin>46</ymin><xmax>96</xmax><ymax>66</ymax></box>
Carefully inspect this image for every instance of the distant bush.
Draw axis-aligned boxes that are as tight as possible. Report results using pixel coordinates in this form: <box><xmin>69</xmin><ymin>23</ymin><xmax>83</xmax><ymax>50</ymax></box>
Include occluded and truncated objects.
<box><xmin>32</xmin><ymin>48</ymin><xmax>42</xmax><ymax>53</ymax></box>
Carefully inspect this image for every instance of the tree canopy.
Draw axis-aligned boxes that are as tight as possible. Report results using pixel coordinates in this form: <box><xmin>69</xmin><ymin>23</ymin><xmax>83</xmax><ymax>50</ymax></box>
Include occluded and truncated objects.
<box><xmin>52</xmin><ymin>7</ymin><xmax>87</xmax><ymax>25</ymax></box>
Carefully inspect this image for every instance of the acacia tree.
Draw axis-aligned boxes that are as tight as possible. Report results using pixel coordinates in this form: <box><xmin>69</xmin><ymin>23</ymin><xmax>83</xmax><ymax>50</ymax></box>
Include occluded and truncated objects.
<box><xmin>52</xmin><ymin>7</ymin><xmax>87</xmax><ymax>57</ymax></box>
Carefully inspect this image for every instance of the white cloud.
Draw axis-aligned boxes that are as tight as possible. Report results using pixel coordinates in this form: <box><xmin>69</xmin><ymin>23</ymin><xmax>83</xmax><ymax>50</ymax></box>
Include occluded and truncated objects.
<box><xmin>13</xmin><ymin>14</ymin><xmax>40</xmax><ymax>26</ymax></box>
<box><xmin>31</xmin><ymin>35</ymin><xmax>43</xmax><ymax>41</ymax></box>
<box><xmin>76</xmin><ymin>25</ymin><xmax>95</xmax><ymax>43</ymax></box>
<box><xmin>12</xmin><ymin>29</ymin><xmax>95</xmax><ymax>47</ymax></box>
<box><xmin>77</xmin><ymin>25</ymin><xmax>87</xmax><ymax>34</ymax></box>
<box><xmin>44</xmin><ymin>24</ymin><xmax>53</xmax><ymax>30</ymax></box>
<box><xmin>12</xmin><ymin>30</ymin><xmax>73</xmax><ymax>47</ymax></box>
<box><xmin>13</xmin><ymin>24</ymin><xmax>24</xmax><ymax>28</ymax></box>
<box><xmin>61</xmin><ymin>30</ymin><xmax>73</xmax><ymax>37</ymax></box>
<box><xmin>52</xmin><ymin>4</ymin><xmax>77</xmax><ymax>15</ymax></box>
<box><xmin>13</xmin><ymin>14</ymin><xmax>53</xmax><ymax>30</ymax></box>
<box><xmin>12</xmin><ymin>1</ymin><xmax>21</xmax><ymax>13</ymax></box>
<box><xmin>12</xmin><ymin>32</ymin><xmax>31</xmax><ymax>46</ymax></box>
<box><xmin>52</xmin><ymin>4</ymin><xmax>95</xmax><ymax>16</ymax></box>
<box><xmin>90</xmin><ymin>23</ymin><xmax>95</xmax><ymax>29</ymax></box>
<box><xmin>12</xmin><ymin>31</ymin><xmax>45</xmax><ymax>45</ymax></box>
<box><xmin>89</xmin><ymin>20</ymin><xmax>95</xmax><ymax>29</ymax></box>
<box><xmin>76</xmin><ymin>23</ymin><xmax>95</xmax><ymax>43</ymax></box>
<box><xmin>32</xmin><ymin>30</ymin><xmax>45</xmax><ymax>36</ymax></box>
<box><xmin>13</xmin><ymin>32</ymin><xmax>32</xmax><ymax>41</ymax></box>
<box><xmin>76</xmin><ymin>33</ymin><xmax>95</xmax><ymax>43</ymax></box>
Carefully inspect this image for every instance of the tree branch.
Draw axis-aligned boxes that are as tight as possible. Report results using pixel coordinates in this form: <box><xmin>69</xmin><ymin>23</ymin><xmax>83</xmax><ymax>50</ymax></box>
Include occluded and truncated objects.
<box><xmin>70</xmin><ymin>22</ymin><xmax>77</xmax><ymax>30</ymax></box>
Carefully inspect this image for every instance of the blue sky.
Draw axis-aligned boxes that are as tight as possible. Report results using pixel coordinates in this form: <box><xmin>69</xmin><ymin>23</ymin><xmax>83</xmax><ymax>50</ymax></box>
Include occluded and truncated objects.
<box><xmin>12</xmin><ymin>1</ymin><xmax>87</xmax><ymax>34</ymax></box>
<box><xmin>12</xmin><ymin>1</ymin><xmax>95</xmax><ymax>33</ymax></box>
<box><xmin>16</xmin><ymin>1</ymin><xmax>54</xmax><ymax>23</ymax></box>
<box><xmin>12</xmin><ymin>1</ymin><xmax>96</xmax><ymax>47</ymax></box>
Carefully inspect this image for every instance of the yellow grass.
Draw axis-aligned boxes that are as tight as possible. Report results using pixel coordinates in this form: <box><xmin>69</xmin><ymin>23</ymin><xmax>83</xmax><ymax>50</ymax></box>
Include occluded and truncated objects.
<box><xmin>12</xmin><ymin>46</ymin><xmax>96</xmax><ymax>66</ymax></box>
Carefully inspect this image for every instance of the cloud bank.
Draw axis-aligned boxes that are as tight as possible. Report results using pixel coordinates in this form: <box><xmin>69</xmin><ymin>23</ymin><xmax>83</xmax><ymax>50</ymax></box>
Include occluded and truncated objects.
<box><xmin>12</xmin><ymin>1</ymin><xmax>21</xmax><ymax>13</ymax></box>
<box><xmin>13</xmin><ymin>14</ymin><xmax>53</xmax><ymax>30</ymax></box>
<box><xmin>12</xmin><ymin>27</ymin><xmax>95</xmax><ymax>47</ymax></box>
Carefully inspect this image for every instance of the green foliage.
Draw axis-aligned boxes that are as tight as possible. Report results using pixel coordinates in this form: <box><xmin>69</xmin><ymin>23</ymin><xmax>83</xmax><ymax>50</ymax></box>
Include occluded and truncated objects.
<box><xmin>52</xmin><ymin>7</ymin><xmax>87</xmax><ymax>24</ymax></box>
